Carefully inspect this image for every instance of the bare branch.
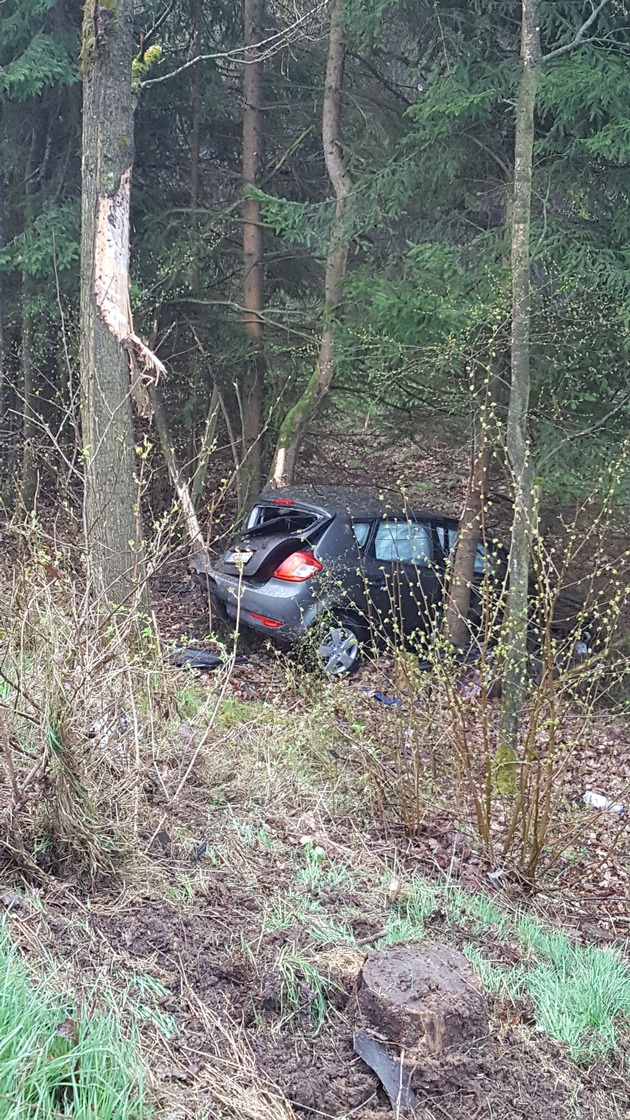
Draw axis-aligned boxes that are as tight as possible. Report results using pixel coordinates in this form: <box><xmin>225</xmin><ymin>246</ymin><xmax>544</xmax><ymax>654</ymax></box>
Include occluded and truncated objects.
<box><xmin>543</xmin><ymin>0</ymin><xmax>612</xmax><ymax>63</ymax></box>
<box><xmin>141</xmin><ymin>0</ymin><xmax>176</xmax><ymax>48</ymax></box>
<box><xmin>139</xmin><ymin>1</ymin><xmax>327</xmax><ymax>89</ymax></box>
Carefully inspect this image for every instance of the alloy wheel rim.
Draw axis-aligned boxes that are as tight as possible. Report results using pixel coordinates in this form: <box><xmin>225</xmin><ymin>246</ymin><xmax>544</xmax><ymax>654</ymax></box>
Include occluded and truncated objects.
<box><xmin>317</xmin><ymin>626</ymin><xmax>359</xmax><ymax>675</ymax></box>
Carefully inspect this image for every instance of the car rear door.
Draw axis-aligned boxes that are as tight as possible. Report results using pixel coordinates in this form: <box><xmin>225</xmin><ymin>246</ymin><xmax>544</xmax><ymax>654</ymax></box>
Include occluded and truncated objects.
<box><xmin>362</xmin><ymin>517</ymin><xmax>443</xmax><ymax>640</ymax></box>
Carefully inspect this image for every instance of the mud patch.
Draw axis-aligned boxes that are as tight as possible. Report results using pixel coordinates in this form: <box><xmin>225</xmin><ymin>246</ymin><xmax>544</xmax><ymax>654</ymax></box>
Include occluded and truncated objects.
<box><xmin>253</xmin><ymin>1028</ymin><xmax>381</xmax><ymax>1116</ymax></box>
<box><xmin>93</xmin><ymin>898</ymin><xmax>255</xmax><ymax>1013</ymax></box>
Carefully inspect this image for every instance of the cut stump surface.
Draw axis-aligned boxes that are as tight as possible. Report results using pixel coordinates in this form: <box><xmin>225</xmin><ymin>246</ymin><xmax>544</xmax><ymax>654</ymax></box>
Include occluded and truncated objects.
<box><xmin>358</xmin><ymin>943</ymin><xmax>487</xmax><ymax>1058</ymax></box>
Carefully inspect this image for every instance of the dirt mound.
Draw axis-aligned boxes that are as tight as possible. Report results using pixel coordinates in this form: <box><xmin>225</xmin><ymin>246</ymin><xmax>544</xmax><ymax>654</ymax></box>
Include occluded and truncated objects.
<box><xmin>252</xmin><ymin>1005</ymin><xmax>600</xmax><ymax>1120</ymax></box>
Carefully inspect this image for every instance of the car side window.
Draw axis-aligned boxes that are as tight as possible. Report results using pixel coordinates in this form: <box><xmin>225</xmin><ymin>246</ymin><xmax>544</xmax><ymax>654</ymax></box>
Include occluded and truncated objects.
<box><xmin>436</xmin><ymin>526</ymin><xmax>457</xmax><ymax>553</ymax></box>
<box><xmin>474</xmin><ymin>542</ymin><xmax>487</xmax><ymax>574</ymax></box>
<box><xmin>374</xmin><ymin>521</ymin><xmax>432</xmax><ymax>566</ymax></box>
<box><xmin>352</xmin><ymin>522</ymin><xmax>371</xmax><ymax>549</ymax></box>
<box><xmin>438</xmin><ymin>525</ymin><xmax>488</xmax><ymax>575</ymax></box>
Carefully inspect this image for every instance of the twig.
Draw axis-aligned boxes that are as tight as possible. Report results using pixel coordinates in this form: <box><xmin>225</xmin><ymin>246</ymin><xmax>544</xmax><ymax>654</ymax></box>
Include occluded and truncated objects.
<box><xmin>139</xmin><ymin>2</ymin><xmax>328</xmax><ymax>88</ymax></box>
<box><xmin>0</xmin><ymin>711</ymin><xmax>20</xmax><ymax>802</ymax></box>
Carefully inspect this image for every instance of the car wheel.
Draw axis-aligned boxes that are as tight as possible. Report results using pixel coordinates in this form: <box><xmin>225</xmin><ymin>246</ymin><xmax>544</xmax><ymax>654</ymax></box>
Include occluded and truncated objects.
<box><xmin>315</xmin><ymin>616</ymin><xmax>365</xmax><ymax>677</ymax></box>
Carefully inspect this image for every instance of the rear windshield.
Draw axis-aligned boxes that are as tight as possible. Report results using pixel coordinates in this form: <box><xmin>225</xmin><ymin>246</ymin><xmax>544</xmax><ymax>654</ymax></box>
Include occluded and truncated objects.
<box><xmin>245</xmin><ymin>503</ymin><xmax>320</xmax><ymax>534</ymax></box>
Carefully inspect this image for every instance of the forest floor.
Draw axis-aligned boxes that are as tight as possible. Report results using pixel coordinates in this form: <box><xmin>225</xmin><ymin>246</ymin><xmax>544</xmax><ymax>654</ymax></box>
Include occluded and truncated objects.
<box><xmin>1</xmin><ymin>430</ymin><xmax>629</xmax><ymax>1119</ymax></box>
<box><xmin>2</xmin><ymin>638</ymin><xmax>629</xmax><ymax>1120</ymax></box>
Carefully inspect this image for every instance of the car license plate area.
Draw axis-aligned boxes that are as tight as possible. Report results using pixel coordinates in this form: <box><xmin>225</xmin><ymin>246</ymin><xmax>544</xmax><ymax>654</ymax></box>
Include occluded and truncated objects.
<box><xmin>225</xmin><ymin>548</ymin><xmax>254</xmax><ymax>565</ymax></box>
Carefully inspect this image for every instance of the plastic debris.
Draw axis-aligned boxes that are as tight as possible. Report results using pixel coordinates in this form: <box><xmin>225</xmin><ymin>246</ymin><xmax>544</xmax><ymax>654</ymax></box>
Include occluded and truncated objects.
<box><xmin>582</xmin><ymin>790</ymin><xmax>624</xmax><ymax>814</ymax></box>
<box><xmin>353</xmin><ymin>1031</ymin><xmax>416</xmax><ymax>1112</ymax></box>
<box><xmin>386</xmin><ymin>877</ymin><xmax>402</xmax><ymax>905</ymax></box>
<box><xmin>364</xmin><ymin>688</ymin><xmax>403</xmax><ymax>708</ymax></box>
<box><xmin>168</xmin><ymin>648</ymin><xmax>247</xmax><ymax>670</ymax></box>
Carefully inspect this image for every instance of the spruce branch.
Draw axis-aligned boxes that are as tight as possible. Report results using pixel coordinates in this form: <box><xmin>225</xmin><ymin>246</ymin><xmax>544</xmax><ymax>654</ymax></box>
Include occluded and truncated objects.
<box><xmin>543</xmin><ymin>0</ymin><xmax>613</xmax><ymax>63</ymax></box>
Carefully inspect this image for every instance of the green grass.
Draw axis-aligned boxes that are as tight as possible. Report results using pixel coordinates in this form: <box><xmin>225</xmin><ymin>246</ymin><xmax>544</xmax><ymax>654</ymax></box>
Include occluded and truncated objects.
<box><xmin>295</xmin><ymin>849</ymin><xmax>354</xmax><ymax>889</ymax></box>
<box><xmin>229</xmin><ymin>817</ymin><xmax>276</xmax><ymax>850</ymax></box>
<box><xmin>0</xmin><ymin>925</ymin><xmax>147</xmax><ymax>1119</ymax></box>
<box><xmin>263</xmin><ymin>890</ymin><xmax>325</xmax><ymax>932</ymax></box>
<box><xmin>217</xmin><ymin>698</ymin><xmax>264</xmax><ymax>728</ymax></box>
<box><xmin>173</xmin><ymin>682</ymin><xmax>205</xmax><ymax>719</ymax></box>
<box><xmin>275</xmin><ymin>947</ymin><xmax>337</xmax><ymax>1034</ymax></box>
<box><xmin>382</xmin><ymin>877</ymin><xmax>438</xmax><ymax>945</ymax></box>
<box><xmin>523</xmin><ymin>942</ymin><xmax>630</xmax><ymax>1062</ymax></box>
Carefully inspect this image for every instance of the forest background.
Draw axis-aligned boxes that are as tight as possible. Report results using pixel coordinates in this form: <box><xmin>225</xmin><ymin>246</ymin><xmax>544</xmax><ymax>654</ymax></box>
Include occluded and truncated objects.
<box><xmin>2</xmin><ymin>0</ymin><xmax>629</xmax><ymax>526</ymax></box>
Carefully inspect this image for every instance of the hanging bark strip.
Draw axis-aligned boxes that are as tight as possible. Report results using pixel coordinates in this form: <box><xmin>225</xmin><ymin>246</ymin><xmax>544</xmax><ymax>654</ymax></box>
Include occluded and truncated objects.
<box><xmin>498</xmin><ymin>0</ymin><xmax>540</xmax><ymax>759</ymax></box>
<box><xmin>271</xmin><ymin>0</ymin><xmax>351</xmax><ymax>488</ymax></box>
<box><xmin>241</xmin><ymin>0</ymin><xmax>265</xmax><ymax>498</ymax></box>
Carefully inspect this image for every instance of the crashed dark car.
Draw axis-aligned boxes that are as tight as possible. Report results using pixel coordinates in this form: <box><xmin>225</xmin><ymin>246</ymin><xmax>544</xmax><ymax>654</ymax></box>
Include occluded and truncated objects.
<box><xmin>192</xmin><ymin>486</ymin><xmax>498</xmax><ymax>675</ymax></box>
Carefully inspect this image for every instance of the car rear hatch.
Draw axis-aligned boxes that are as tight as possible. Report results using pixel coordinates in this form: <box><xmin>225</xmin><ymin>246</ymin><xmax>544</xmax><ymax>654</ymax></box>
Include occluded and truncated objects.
<box><xmin>213</xmin><ymin>497</ymin><xmax>333</xmax><ymax>582</ymax></box>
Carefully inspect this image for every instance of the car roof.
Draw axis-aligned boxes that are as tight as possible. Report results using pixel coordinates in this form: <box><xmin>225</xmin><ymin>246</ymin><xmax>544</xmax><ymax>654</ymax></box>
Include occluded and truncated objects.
<box><xmin>260</xmin><ymin>485</ymin><xmax>457</xmax><ymax>524</ymax></box>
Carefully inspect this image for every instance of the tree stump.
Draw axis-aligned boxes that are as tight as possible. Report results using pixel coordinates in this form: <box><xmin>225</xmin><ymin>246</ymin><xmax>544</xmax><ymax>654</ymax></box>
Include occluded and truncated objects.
<box><xmin>357</xmin><ymin>944</ymin><xmax>487</xmax><ymax>1060</ymax></box>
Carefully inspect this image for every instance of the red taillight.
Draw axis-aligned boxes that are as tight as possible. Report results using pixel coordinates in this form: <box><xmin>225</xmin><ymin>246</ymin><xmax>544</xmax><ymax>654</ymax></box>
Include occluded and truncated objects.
<box><xmin>273</xmin><ymin>551</ymin><xmax>323</xmax><ymax>582</ymax></box>
<box><xmin>273</xmin><ymin>498</ymin><xmax>294</xmax><ymax>505</ymax></box>
<box><xmin>249</xmin><ymin>611</ymin><xmax>283</xmax><ymax>628</ymax></box>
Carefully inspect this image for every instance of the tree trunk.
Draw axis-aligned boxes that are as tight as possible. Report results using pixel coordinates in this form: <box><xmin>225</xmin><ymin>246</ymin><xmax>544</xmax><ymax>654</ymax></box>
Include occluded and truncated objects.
<box><xmin>241</xmin><ymin>0</ymin><xmax>265</xmax><ymax>499</ymax></box>
<box><xmin>19</xmin><ymin>125</ymin><xmax>40</xmax><ymax>514</ymax></box>
<box><xmin>80</xmin><ymin>0</ymin><xmax>145</xmax><ymax>603</ymax></box>
<box><xmin>0</xmin><ymin>130</ymin><xmax>5</xmax><ymax>432</ymax></box>
<box><xmin>190</xmin><ymin>0</ymin><xmax>202</xmax><ymax>298</ymax></box>
<box><xmin>187</xmin><ymin>0</ymin><xmax>220</xmax><ymax>516</ymax></box>
<box><xmin>499</xmin><ymin>0</ymin><xmax>540</xmax><ymax>756</ymax></box>
<box><xmin>443</xmin><ymin>405</ymin><xmax>493</xmax><ymax>649</ymax></box>
<box><xmin>19</xmin><ymin>275</ymin><xmax>36</xmax><ymax>512</ymax></box>
<box><xmin>270</xmin><ymin>0</ymin><xmax>351</xmax><ymax>488</ymax></box>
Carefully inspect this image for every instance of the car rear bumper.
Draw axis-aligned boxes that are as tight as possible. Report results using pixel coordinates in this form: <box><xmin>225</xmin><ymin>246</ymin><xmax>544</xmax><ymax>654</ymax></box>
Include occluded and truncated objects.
<box><xmin>204</xmin><ymin>569</ymin><xmax>319</xmax><ymax>639</ymax></box>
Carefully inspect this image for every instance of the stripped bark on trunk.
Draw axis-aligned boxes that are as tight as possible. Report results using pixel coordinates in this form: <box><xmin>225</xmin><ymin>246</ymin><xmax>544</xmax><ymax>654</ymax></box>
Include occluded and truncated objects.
<box><xmin>271</xmin><ymin>0</ymin><xmax>351</xmax><ymax>488</ymax></box>
<box><xmin>80</xmin><ymin>0</ymin><xmax>163</xmax><ymax>602</ymax></box>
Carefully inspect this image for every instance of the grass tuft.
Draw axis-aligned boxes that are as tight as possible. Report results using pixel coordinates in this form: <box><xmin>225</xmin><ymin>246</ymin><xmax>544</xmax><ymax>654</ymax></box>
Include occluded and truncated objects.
<box><xmin>523</xmin><ymin>942</ymin><xmax>630</xmax><ymax>1061</ymax></box>
<box><xmin>0</xmin><ymin>925</ymin><xmax>147</xmax><ymax>1120</ymax></box>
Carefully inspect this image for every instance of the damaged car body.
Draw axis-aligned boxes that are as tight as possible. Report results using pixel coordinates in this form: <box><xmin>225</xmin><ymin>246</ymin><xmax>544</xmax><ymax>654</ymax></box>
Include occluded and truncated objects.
<box><xmin>191</xmin><ymin>486</ymin><xmax>498</xmax><ymax>675</ymax></box>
